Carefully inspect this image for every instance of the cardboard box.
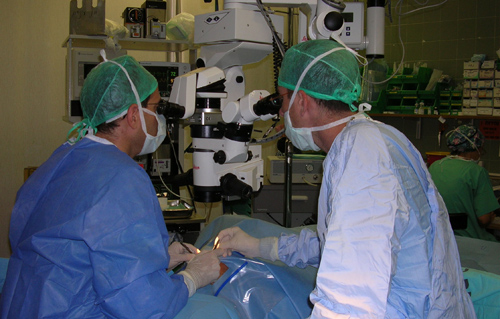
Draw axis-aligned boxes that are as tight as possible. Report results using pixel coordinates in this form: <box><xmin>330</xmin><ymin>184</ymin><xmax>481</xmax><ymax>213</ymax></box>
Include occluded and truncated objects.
<box><xmin>478</xmin><ymin>80</ymin><xmax>494</xmax><ymax>88</ymax></box>
<box><xmin>470</xmin><ymin>98</ymin><xmax>478</xmax><ymax>107</ymax></box>
<box><xmin>493</xmin><ymin>108</ymin><xmax>500</xmax><ymax>116</ymax></box>
<box><xmin>462</xmin><ymin>98</ymin><xmax>471</xmax><ymax>107</ymax></box>
<box><xmin>464</xmin><ymin>61</ymin><xmax>480</xmax><ymax>70</ymax></box>
<box><xmin>496</xmin><ymin>70</ymin><xmax>500</xmax><ymax>79</ymax></box>
<box><xmin>464</xmin><ymin>69</ymin><xmax>479</xmax><ymax>79</ymax></box>
<box><xmin>494</xmin><ymin>98</ymin><xmax>500</xmax><ymax>107</ymax></box>
<box><xmin>478</xmin><ymin>99</ymin><xmax>493</xmax><ymax>107</ymax></box>
<box><xmin>481</xmin><ymin>60</ymin><xmax>496</xmax><ymax>69</ymax></box>
<box><xmin>494</xmin><ymin>88</ymin><xmax>500</xmax><ymax>97</ymax></box>
<box><xmin>480</xmin><ymin>69</ymin><xmax>495</xmax><ymax>79</ymax></box>
<box><xmin>462</xmin><ymin>108</ymin><xmax>477</xmax><ymax>116</ymax></box>
<box><xmin>496</xmin><ymin>80</ymin><xmax>500</xmax><ymax>88</ymax></box>
<box><xmin>477</xmin><ymin>107</ymin><xmax>493</xmax><ymax>115</ymax></box>
<box><xmin>479</xmin><ymin>89</ymin><xmax>493</xmax><ymax>98</ymax></box>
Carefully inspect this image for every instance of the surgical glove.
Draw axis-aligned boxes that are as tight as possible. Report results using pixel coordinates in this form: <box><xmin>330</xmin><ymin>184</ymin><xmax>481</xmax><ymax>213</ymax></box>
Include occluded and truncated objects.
<box><xmin>179</xmin><ymin>251</ymin><xmax>220</xmax><ymax>297</ymax></box>
<box><xmin>168</xmin><ymin>242</ymin><xmax>198</xmax><ymax>269</ymax></box>
<box><xmin>217</xmin><ymin>227</ymin><xmax>278</xmax><ymax>261</ymax></box>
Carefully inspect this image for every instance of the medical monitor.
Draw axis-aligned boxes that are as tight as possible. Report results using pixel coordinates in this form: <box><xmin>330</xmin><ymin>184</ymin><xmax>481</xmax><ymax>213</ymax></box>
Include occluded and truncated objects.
<box><xmin>67</xmin><ymin>48</ymin><xmax>127</xmax><ymax>123</ymax></box>
<box><xmin>139</xmin><ymin>61</ymin><xmax>190</xmax><ymax>100</ymax></box>
<box><xmin>66</xmin><ymin>49</ymin><xmax>190</xmax><ymax>123</ymax></box>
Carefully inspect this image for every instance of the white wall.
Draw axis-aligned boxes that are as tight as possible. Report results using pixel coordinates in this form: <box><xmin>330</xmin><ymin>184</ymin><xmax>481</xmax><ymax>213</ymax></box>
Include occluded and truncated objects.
<box><xmin>0</xmin><ymin>0</ymin><xmax>278</xmax><ymax>258</ymax></box>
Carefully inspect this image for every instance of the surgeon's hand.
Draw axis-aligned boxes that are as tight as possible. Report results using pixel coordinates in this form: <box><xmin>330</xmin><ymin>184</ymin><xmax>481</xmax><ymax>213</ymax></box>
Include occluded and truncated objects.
<box><xmin>180</xmin><ymin>250</ymin><xmax>221</xmax><ymax>295</ymax></box>
<box><xmin>216</xmin><ymin>227</ymin><xmax>260</xmax><ymax>258</ymax></box>
<box><xmin>168</xmin><ymin>242</ymin><xmax>198</xmax><ymax>269</ymax></box>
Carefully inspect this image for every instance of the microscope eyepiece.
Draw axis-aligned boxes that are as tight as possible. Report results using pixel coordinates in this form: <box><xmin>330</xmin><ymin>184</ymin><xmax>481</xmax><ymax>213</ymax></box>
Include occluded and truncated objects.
<box><xmin>156</xmin><ymin>99</ymin><xmax>185</xmax><ymax>119</ymax></box>
<box><xmin>253</xmin><ymin>92</ymin><xmax>283</xmax><ymax>117</ymax></box>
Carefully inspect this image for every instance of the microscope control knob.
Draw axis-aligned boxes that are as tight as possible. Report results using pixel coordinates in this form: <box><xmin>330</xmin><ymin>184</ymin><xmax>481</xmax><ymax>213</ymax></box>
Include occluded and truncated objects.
<box><xmin>213</xmin><ymin>151</ymin><xmax>226</xmax><ymax>164</ymax></box>
<box><xmin>324</xmin><ymin>11</ymin><xmax>344</xmax><ymax>31</ymax></box>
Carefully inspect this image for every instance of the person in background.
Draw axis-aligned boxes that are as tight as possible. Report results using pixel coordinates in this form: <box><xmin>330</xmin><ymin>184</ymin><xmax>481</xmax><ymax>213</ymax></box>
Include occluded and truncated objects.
<box><xmin>430</xmin><ymin>125</ymin><xmax>499</xmax><ymax>242</ymax></box>
<box><xmin>216</xmin><ymin>40</ymin><xmax>475</xmax><ymax>318</ymax></box>
<box><xmin>0</xmin><ymin>54</ymin><xmax>222</xmax><ymax>318</ymax></box>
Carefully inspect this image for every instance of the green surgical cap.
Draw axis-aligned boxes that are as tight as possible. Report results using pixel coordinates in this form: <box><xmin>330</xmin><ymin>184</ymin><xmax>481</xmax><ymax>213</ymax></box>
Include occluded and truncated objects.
<box><xmin>278</xmin><ymin>40</ymin><xmax>361</xmax><ymax>106</ymax></box>
<box><xmin>80</xmin><ymin>55</ymin><xmax>157</xmax><ymax>129</ymax></box>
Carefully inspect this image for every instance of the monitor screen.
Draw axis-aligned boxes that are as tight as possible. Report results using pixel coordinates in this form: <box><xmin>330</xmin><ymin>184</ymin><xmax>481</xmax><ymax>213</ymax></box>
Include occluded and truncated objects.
<box><xmin>67</xmin><ymin>49</ymin><xmax>190</xmax><ymax>122</ymax></box>
<box><xmin>140</xmin><ymin>62</ymin><xmax>190</xmax><ymax>99</ymax></box>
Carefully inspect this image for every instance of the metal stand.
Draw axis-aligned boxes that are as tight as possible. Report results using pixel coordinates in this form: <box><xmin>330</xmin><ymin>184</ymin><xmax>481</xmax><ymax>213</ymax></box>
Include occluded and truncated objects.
<box><xmin>283</xmin><ymin>139</ymin><xmax>293</xmax><ymax>227</ymax></box>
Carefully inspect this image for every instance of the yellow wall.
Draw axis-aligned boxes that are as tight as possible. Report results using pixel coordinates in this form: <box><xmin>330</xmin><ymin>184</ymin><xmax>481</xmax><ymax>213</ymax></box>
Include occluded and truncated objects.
<box><xmin>0</xmin><ymin>1</ymin><xmax>278</xmax><ymax>258</ymax></box>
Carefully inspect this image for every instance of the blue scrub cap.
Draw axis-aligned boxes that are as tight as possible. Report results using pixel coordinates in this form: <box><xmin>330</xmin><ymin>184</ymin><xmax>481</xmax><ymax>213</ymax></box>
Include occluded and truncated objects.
<box><xmin>446</xmin><ymin>125</ymin><xmax>484</xmax><ymax>153</ymax></box>
<box><xmin>278</xmin><ymin>40</ymin><xmax>361</xmax><ymax>108</ymax></box>
<box><xmin>68</xmin><ymin>55</ymin><xmax>157</xmax><ymax>142</ymax></box>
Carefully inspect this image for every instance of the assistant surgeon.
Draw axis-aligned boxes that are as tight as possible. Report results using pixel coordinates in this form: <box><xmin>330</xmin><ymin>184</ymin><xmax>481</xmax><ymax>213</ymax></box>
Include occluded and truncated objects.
<box><xmin>0</xmin><ymin>54</ymin><xmax>222</xmax><ymax>318</ymax></box>
<box><xmin>217</xmin><ymin>40</ymin><xmax>476</xmax><ymax>318</ymax></box>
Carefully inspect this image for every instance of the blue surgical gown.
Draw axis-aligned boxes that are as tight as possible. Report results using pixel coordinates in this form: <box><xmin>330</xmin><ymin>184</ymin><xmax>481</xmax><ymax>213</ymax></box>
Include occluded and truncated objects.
<box><xmin>0</xmin><ymin>136</ymin><xmax>188</xmax><ymax>318</ymax></box>
<box><xmin>276</xmin><ymin>117</ymin><xmax>476</xmax><ymax>318</ymax></box>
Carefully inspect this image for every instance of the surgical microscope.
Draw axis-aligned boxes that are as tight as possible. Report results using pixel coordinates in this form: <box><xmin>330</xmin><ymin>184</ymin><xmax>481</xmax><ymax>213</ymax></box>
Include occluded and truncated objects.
<box><xmin>161</xmin><ymin>0</ymin><xmax>386</xmax><ymax>215</ymax></box>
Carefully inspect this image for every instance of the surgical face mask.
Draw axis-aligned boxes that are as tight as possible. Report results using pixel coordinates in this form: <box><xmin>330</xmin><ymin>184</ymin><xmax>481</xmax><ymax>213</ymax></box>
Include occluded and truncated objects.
<box><xmin>284</xmin><ymin>110</ymin><xmax>364</xmax><ymax>151</ymax></box>
<box><xmin>137</xmin><ymin>108</ymin><xmax>167</xmax><ymax>156</ymax></box>
<box><xmin>100</xmin><ymin>50</ymin><xmax>166</xmax><ymax>155</ymax></box>
<box><xmin>284</xmin><ymin>46</ymin><xmax>369</xmax><ymax>151</ymax></box>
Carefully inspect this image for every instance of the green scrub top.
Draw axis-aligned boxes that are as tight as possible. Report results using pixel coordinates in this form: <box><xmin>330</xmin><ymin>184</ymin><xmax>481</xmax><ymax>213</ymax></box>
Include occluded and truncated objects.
<box><xmin>430</xmin><ymin>156</ymin><xmax>499</xmax><ymax>242</ymax></box>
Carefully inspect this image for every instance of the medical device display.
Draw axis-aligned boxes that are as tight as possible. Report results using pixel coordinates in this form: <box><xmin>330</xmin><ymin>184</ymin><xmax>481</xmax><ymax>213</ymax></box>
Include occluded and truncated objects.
<box><xmin>139</xmin><ymin>61</ymin><xmax>191</xmax><ymax>100</ymax></box>
<box><xmin>66</xmin><ymin>48</ymin><xmax>190</xmax><ymax>123</ymax></box>
<box><xmin>66</xmin><ymin>48</ymin><xmax>127</xmax><ymax>122</ymax></box>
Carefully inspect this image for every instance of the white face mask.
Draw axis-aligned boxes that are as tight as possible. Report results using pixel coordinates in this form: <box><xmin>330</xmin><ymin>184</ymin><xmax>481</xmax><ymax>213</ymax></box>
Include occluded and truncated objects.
<box><xmin>284</xmin><ymin>110</ymin><xmax>364</xmax><ymax>151</ymax></box>
<box><xmin>99</xmin><ymin>50</ymin><xmax>166</xmax><ymax>156</ymax></box>
<box><xmin>137</xmin><ymin>108</ymin><xmax>167</xmax><ymax>156</ymax></box>
<box><xmin>284</xmin><ymin>46</ymin><xmax>370</xmax><ymax>151</ymax></box>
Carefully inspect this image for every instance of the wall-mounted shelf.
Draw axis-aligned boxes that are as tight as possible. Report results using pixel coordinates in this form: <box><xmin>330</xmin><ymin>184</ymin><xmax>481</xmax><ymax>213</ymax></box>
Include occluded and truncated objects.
<box><xmin>63</xmin><ymin>35</ymin><xmax>191</xmax><ymax>52</ymax></box>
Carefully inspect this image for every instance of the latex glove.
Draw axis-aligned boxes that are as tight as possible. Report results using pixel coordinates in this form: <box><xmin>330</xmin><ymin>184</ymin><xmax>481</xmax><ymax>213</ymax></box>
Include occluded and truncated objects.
<box><xmin>216</xmin><ymin>227</ymin><xmax>261</xmax><ymax>258</ymax></box>
<box><xmin>168</xmin><ymin>242</ymin><xmax>198</xmax><ymax>269</ymax></box>
<box><xmin>179</xmin><ymin>250</ymin><xmax>221</xmax><ymax>296</ymax></box>
<box><xmin>217</xmin><ymin>227</ymin><xmax>279</xmax><ymax>260</ymax></box>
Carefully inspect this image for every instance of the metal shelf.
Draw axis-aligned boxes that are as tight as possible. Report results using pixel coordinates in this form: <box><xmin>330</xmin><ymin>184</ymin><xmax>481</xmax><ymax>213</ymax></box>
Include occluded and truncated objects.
<box><xmin>63</xmin><ymin>35</ymin><xmax>191</xmax><ymax>52</ymax></box>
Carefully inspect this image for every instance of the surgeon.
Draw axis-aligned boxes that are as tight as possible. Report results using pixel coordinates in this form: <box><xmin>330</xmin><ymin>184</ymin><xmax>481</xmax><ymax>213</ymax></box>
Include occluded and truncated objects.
<box><xmin>0</xmin><ymin>53</ymin><xmax>222</xmax><ymax>318</ymax></box>
<box><xmin>430</xmin><ymin>125</ymin><xmax>499</xmax><ymax>242</ymax></box>
<box><xmin>217</xmin><ymin>40</ymin><xmax>476</xmax><ymax>318</ymax></box>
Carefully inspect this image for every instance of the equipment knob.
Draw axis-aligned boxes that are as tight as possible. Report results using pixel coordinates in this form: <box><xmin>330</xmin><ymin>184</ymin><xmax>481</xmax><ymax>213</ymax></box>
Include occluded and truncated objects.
<box><xmin>324</xmin><ymin>11</ymin><xmax>344</xmax><ymax>31</ymax></box>
<box><xmin>213</xmin><ymin>151</ymin><xmax>226</xmax><ymax>164</ymax></box>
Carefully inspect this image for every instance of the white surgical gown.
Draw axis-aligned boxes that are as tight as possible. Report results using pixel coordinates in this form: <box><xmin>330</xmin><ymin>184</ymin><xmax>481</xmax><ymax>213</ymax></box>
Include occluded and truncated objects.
<box><xmin>0</xmin><ymin>136</ymin><xmax>188</xmax><ymax>318</ymax></box>
<box><xmin>277</xmin><ymin>117</ymin><xmax>476</xmax><ymax>318</ymax></box>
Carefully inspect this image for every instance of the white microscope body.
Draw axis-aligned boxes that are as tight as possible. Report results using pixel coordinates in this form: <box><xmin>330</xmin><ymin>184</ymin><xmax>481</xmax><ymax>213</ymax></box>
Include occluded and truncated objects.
<box><xmin>168</xmin><ymin>0</ymin><xmax>385</xmax><ymax>202</ymax></box>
